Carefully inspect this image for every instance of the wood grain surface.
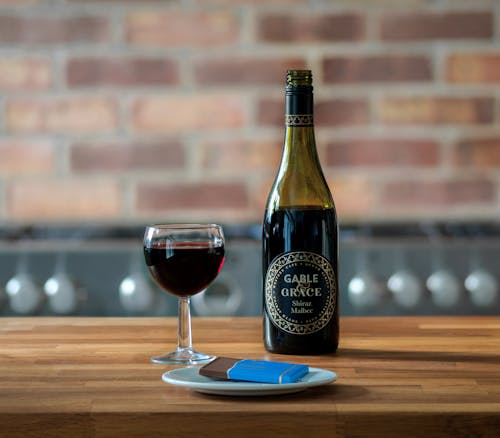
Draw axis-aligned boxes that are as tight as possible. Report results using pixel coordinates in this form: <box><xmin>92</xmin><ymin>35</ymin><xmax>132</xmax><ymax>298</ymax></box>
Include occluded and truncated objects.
<box><xmin>0</xmin><ymin>316</ymin><xmax>499</xmax><ymax>437</ymax></box>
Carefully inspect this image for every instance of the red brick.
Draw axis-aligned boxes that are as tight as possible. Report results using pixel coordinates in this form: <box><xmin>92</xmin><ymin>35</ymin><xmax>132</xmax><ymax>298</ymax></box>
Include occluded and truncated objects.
<box><xmin>8</xmin><ymin>180</ymin><xmax>121</xmax><ymax>220</ymax></box>
<box><xmin>73</xmin><ymin>0</ymin><xmax>294</xmax><ymax>2</ymax></box>
<box><xmin>0</xmin><ymin>140</ymin><xmax>54</xmax><ymax>175</ymax></box>
<box><xmin>381</xmin><ymin>178</ymin><xmax>495</xmax><ymax>206</ymax></box>
<box><xmin>447</xmin><ymin>53</ymin><xmax>500</xmax><ymax>83</ymax></box>
<box><xmin>66</xmin><ymin>0</ymin><xmax>159</xmax><ymax>2</ymax></box>
<box><xmin>326</xmin><ymin>139</ymin><xmax>439</xmax><ymax>167</ymax></box>
<box><xmin>136</xmin><ymin>183</ymin><xmax>248</xmax><ymax>211</ymax></box>
<box><xmin>6</xmin><ymin>97</ymin><xmax>117</xmax><ymax>133</ymax></box>
<box><xmin>379</xmin><ymin>97</ymin><xmax>493</xmax><ymax>125</ymax></box>
<box><xmin>200</xmin><ymin>139</ymin><xmax>282</xmax><ymax>172</ymax></box>
<box><xmin>126</xmin><ymin>11</ymin><xmax>238</xmax><ymax>47</ymax></box>
<box><xmin>71</xmin><ymin>140</ymin><xmax>185</xmax><ymax>172</ymax></box>
<box><xmin>315</xmin><ymin>99</ymin><xmax>370</xmax><ymax>126</ymax></box>
<box><xmin>328</xmin><ymin>177</ymin><xmax>377</xmax><ymax>218</ymax></box>
<box><xmin>194</xmin><ymin>0</ymin><xmax>300</xmax><ymax>3</ymax></box>
<box><xmin>256</xmin><ymin>176</ymin><xmax>277</xmax><ymax>209</ymax></box>
<box><xmin>66</xmin><ymin>0</ymin><xmax>156</xmax><ymax>2</ymax></box>
<box><xmin>0</xmin><ymin>15</ymin><xmax>109</xmax><ymax>44</ymax></box>
<box><xmin>453</xmin><ymin>138</ymin><xmax>500</xmax><ymax>167</ymax></box>
<box><xmin>380</xmin><ymin>12</ymin><xmax>493</xmax><ymax>41</ymax></box>
<box><xmin>193</xmin><ymin>57</ymin><xmax>306</xmax><ymax>86</ymax></box>
<box><xmin>256</xmin><ymin>99</ymin><xmax>282</xmax><ymax>126</ymax></box>
<box><xmin>258</xmin><ymin>13</ymin><xmax>365</xmax><ymax>42</ymax></box>
<box><xmin>323</xmin><ymin>55</ymin><xmax>432</xmax><ymax>84</ymax></box>
<box><xmin>0</xmin><ymin>58</ymin><xmax>51</xmax><ymax>90</ymax></box>
<box><xmin>132</xmin><ymin>94</ymin><xmax>245</xmax><ymax>133</ymax></box>
<box><xmin>67</xmin><ymin>57</ymin><xmax>178</xmax><ymax>87</ymax></box>
<box><xmin>257</xmin><ymin>98</ymin><xmax>370</xmax><ymax>127</ymax></box>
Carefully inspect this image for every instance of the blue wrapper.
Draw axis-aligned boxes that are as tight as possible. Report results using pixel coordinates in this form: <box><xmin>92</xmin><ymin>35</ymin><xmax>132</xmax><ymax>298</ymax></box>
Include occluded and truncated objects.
<box><xmin>199</xmin><ymin>357</ymin><xmax>309</xmax><ymax>384</ymax></box>
<box><xmin>229</xmin><ymin>359</ymin><xmax>308</xmax><ymax>384</ymax></box>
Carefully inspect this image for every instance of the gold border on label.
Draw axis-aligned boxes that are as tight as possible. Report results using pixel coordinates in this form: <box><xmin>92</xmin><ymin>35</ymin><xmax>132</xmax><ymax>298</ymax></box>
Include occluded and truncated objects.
<box><xmin>265</xmin><ymin>251</ymin><xmax>336</xmax><ymax>335</ymax></box>
<box><xmin>285</xmin><ymin>114</ymin><xmax>313</xmax><ymax>126</ymax></box>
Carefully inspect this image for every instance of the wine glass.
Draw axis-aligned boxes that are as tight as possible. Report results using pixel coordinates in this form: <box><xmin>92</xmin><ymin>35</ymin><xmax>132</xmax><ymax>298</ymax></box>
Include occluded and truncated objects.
<box><xmin>144</xmin><ymin>224</ymin><xmax>225</xmax><ymax>364</ymax></box>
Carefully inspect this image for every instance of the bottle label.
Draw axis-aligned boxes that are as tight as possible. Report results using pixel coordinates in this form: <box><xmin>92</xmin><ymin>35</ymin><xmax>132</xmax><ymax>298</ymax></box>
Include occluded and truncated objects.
<box><xmin>265</xmin><ymin>251</ymin><xmax>336</xmax><ymax>335</ymax></box>
<box><xmin>285</xmin><ymin>114</ymin><xmax>313</xmax><ymax>127</ymax></box>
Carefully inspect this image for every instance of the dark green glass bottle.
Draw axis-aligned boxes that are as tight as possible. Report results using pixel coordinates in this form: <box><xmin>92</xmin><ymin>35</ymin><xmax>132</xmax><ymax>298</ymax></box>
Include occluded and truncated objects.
<box><xmin>262</xmin><ymin>70</ymin><xmax>339</xmax><ymax>355</ymax></box>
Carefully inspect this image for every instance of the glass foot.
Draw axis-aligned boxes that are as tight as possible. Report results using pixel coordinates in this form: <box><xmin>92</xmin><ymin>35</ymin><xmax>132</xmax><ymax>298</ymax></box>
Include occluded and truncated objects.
<box><xmin>151</xmin><ymin>347</ymin><xmax>214</xmax><ymax>365</ymax></box>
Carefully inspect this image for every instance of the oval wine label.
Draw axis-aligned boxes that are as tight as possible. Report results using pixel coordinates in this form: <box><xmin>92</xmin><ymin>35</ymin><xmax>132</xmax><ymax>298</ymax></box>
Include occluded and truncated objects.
<box><xmin>265</xmin><ymin>251</ymin><xmax>336</xmax><ymax>335</ymax></box>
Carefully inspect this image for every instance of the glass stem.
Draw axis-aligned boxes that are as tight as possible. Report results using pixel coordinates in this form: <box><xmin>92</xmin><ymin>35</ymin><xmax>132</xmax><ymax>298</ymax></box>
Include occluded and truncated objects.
<box><xmin>177</xmin><ymin>297</ymin><xmax>192</xmax><ymax>351</ymax></box>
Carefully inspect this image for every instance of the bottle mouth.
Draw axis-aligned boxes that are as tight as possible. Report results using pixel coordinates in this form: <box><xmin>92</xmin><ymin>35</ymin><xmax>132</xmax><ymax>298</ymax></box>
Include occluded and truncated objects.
<box><xmin>286</xmin><ymin>70</ymin><xmax>312</xmax><ymax>87</ymax></box>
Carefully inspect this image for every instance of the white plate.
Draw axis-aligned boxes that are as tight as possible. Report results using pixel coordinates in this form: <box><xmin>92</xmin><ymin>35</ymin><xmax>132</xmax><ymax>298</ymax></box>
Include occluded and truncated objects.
<box><xmin>162</xmin><ymin>366</ymin><xmax>337</xmax><ymax>396</ymax></box>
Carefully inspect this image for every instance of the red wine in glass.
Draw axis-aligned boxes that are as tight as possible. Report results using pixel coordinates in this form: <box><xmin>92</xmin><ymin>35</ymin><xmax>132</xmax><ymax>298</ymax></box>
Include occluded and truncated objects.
<box><xmin>144</xmin><ymin>224</ymin><xmax>225</xmax><ymax>365</ymax></box>
<box><xmin>144</xmin><ymin>242</ymin><xmax>225</xmax><ymax>297</ymax></box>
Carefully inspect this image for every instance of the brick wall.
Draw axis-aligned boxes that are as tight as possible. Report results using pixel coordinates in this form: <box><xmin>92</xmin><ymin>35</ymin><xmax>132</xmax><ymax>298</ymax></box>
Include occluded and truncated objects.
<box><xmin>1</xmin><ymin>0</ymin><xmax>499</xmax><ymax>225</ymax></box>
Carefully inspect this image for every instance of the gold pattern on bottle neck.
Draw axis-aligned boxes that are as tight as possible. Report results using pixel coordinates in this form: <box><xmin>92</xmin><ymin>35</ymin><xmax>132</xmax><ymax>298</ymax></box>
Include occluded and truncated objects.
<box><xmin>285</xmin><ymin>114</ymin><xmax>314</xmax><ymax>126</ymax></box>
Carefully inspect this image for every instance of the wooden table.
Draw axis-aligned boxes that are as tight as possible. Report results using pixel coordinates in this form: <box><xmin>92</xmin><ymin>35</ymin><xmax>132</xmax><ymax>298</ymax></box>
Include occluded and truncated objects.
<box><xmin>1</xmin><ymin>317</ymin><xmax>499</xmax><ymax>437</ymax></box>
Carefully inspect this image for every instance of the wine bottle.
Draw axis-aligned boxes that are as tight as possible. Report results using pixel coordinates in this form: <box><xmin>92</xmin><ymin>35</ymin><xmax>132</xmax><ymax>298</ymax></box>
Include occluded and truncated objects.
<box><xmin>262</xmin><ymin>70</ymin><xmax>339</xmax><ymax>355</ymax></box>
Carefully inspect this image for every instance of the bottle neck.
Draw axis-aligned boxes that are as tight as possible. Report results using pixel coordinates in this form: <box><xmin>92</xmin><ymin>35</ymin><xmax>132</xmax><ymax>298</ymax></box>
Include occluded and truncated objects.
<box><xmin>265</xmin><ymin>72</ymin><xmax>334</xmax><ymax>211</ymax></box>
<box><xmin>266</xmin><ymin>88</ymin><xmax>333</xmax><ymax>210</ymax></box>
<box><xmin>282</xmin><ymin>126</ymin><xmax>318</xmax><ymax>171</ymax></box>
<box><xmin>283</xmin><ymin>87</ymin><xmax>317</xmax><ymax>160</ymax></box>
<box><xmin>285</xmin><ymin>86</ymin><xmax>313</xmax><ymax>127</ymax></box>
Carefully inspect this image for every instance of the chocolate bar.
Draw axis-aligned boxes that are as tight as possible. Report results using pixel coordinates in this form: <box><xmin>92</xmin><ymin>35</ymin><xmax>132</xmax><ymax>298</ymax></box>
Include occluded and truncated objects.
<box><xmin>199</xmin><ymin>357</ymin><xmax>309</xmax><ymax>384</ymax></box>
